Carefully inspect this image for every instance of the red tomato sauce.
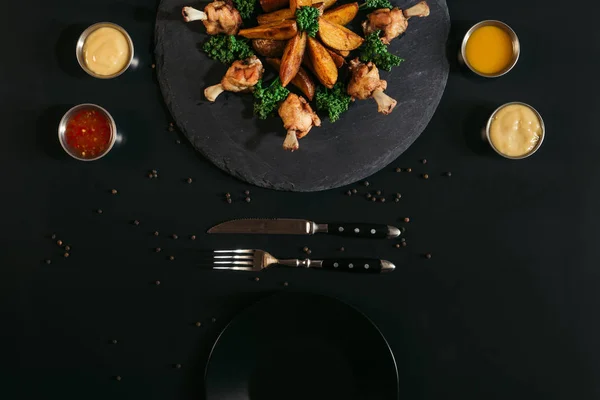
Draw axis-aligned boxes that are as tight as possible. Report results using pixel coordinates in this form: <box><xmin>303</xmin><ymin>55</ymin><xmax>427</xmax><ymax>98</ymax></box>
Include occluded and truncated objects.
<box><xmin>65</xmin><ymin>108</ymin><xmax>112</xmax><ymax>159</ymax></box>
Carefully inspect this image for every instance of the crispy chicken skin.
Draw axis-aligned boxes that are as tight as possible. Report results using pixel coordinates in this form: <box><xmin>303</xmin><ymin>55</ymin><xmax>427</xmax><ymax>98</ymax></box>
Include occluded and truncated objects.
<box><xmin>347</xmin><ymin>58</ymin><xmax>397</xmax><ymax>115</ymax></box>
<box><xmin>278</xmin><ymin>93</ymin><xmax>321</xmax><ymax>151</ymax></box>
<box><xmin>182</xmin><ymin>0</ymin><xmax>243</xmax><ymax>35</ymax></box>
<box><xmin>362</xmin><ymin>2</ymin><xmax>430</xmax><ymax>44</ymax></box>
<box><xmin>204</xmin><ymin>56</ymin><xmax>264</xmax><ymax>102</ymax></box>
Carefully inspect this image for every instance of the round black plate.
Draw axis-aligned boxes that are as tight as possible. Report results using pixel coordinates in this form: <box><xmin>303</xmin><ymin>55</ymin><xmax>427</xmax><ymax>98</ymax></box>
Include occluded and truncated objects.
<box><xmin>155</xmin><ymin>0</ymin><xmax>449</xmax><ymax>191</ymax></box>
<box><xmin>205</xmin><ymin>292</ymin><xmax>398</xmax><ymax>400</ymax></box>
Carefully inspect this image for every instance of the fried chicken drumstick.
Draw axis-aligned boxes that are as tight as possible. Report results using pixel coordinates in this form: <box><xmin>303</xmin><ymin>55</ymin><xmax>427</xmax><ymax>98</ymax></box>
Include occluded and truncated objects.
<box><xmin>362</xmin><ymin>1</ymin><xmax>430</xmax><ymax>44</ymax></box>
<box><xmin>182</xmin><ymin>0</ymin><xmax>243</xmax><ymax>35</ymax></box>
<box><xmin>347</xmin><ymin>58</ymin><xmax>397</xmax><ymax>115</ymax></box>
<box><xmin>278</xmin><ymin>93</ymin><xmax>321</xmax><ymax>151</ymax></box>
<box><xmin>204</xmin><ymin>56</ymin><xmax>264</xmax><ymax>102</ymax></box>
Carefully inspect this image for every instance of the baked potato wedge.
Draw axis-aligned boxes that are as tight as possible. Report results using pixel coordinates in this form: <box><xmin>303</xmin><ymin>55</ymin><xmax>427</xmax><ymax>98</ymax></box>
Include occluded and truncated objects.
<box><xmin>290</xmin><ymin>0</ymin><xmax>312</xmax><ymax>8</ymax></box>
<box><xmin>257</xmin><ymin>8</ymin><xmax>296</xmax><ymax>24</ymax></box>
<box><xmin>280</xmin><ymin>32</ymin><xmax>307</xmax><ymax>87</ymax></box>
<box><xmin>306</xmin><ymin>36</ymin><xmax>338</xmax><ymax>88</ymax></box>
<box><xmin>238</xmin><ymin>20</ymin><xmax>298</xmax><ymax>40</ymax></box>
<box><xmin>252</xmin><ymin>39</ymin><xmax>287</xmax><ymax>57</ymax></box>
<box><xmin>267</xmin><ymin>58</ymin><xmax>316</xmax><ymax>100</ymax></box>
<box><xmin>326</xmin><ymin>48</ymin><xmax>345</xmax><ymax>68</ymax></box>
<box><xmin>260</xmin><ymin>0</ymin><xmax>289</xmax><ymax>12</ymax></box>
<box><xmin>313</xmin><ymin>0</ymin><xmax>337</xmax><ymax>10</ymax></box>
<box><xmin>318</xmin><ymin>17</ymin><xmax>363</xmax><ymax>50</ymax></box>
<box><xmin>323</xmin><ymin>3</ymin><xmax>358</xmax><ymax>26</ymax></box>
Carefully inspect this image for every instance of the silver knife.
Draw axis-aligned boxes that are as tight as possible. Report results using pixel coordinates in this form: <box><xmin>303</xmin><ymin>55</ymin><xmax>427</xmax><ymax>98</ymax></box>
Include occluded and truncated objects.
<box><xmin>207</xmin><ymin>218</ymin><xmax>401</xmax><ymax>239</ymax></box>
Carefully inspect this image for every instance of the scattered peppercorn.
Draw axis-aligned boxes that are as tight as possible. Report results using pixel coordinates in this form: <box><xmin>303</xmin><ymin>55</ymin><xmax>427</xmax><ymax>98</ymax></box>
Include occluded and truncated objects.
<box><xmin>65</xmin><ymin>245</ymin><xmax>71</xmax><ymax>251</ymax></box>
<box><xmin>112</xmin><ymin>339</ymin><xmax>118</xmax><ymax>345</ymax></box>
<box><xmin>395</xmin><ymin>167</ymin><xmax>401</xmax><ymax>172</ymax></box>
<box><xmin>406</xmin><ymin>168</ymin><xmax>412</xmax><ymax>173</ymax></box>
<box><xmin>186</xmin><ymin>177</ymin><xmax>193</xmax><ymax>184</ymax></box>
<box><xmin>151</xmin><ymin>63</ymin><xmax>156</xmax><ymax>69</ymax></box>
<box><xmin>154</xmin><ymin>231</ymin><xmax>159</xmax><ymax>236</ymax></box>
<box><xmin>152</xmin><ymin>170</ymin><xmax>158</xmax><ymax>174</ymax></box>
<box><xmin>422</xmin><ymin>173</ymin><xmax>429</xmax><ymax>179</ymax></box>
<box><xmin>133</xmin><ymin>220</ymin><xmax>140</xmax><ymax>226</ymax></box>
<box><xmin>172</xmin><ymin>234</ymin><xmax>178</xmax><ymax>239</ymax></box>
<box><xmin>351</xmin><ymin>188</ymin><xmax>358</xmax><ymax>194</ymax></box>
<box><xmin>421</xmin><ymin>159</ymin><xmax>427</xmax><ymax>164</ymax></box>
<box><xmin>403</xmin><ymin>217</ymin><xmax>410</xmax><ymax>223</ymax></box>
<box><xmin>111</xmin><ymin>189</ymin><xmax>118</xmax><ymax>195</ymax></box>
<box><xmin>64</xmin><ymin>252</ymin><xmax>70</xmax><ymax>258</ymax></box>
<box><xmin>170</xmin><ymin>122</ymin><xmax>174</xmax><ymax>127</ymax></box>
<box><xmin>425</xmin><ymin>253</ymin><xmax>432</xmax><ymax>259</ymax></box>
<box><xmin>57</xmin><ymin>240</ymin><xmax>63</xmax><ymax>246</ymax></box>
<box><xmin>226</xmin><ymin>198</ymin><xmax>232</xmax><ymax>204</ymax></box>
<box><xmin>155</xmin><ymin>247</ymin><xmax>162</xmax><ymax>253</ymax></box>
<box><xmin>244</xmin><ymin>190</ymin><xmax>250</xmax><ymax>195</ymax></box>
<box><xmin>155</xmin><ymin>281</ymin><xmax>161</xmax><ymax>286</ymax></box>
<box><xmin>380</xmin><ymin>198</ymin><xmax>386</xmax><ymax>203</ymax></box>
<box><xmin>175</xmin><ymin>364</ymin><xmax>182</xmax><ymax>369</ymax></box>
<box><xmin>225</xmin><ymin>193</ymin><xmax>231</xmax><ymax>198</ymax></box>
<box><xmin>401</xmin><ymin>242</ymin><xmax>407</xmax><ymax>247</ymax></box>
<box><xmin>394</xmin><ymin>198</ymin><xmax>400</xmax><ymax>203</ymax></box>
<box><xmin>303</xmin><ymin>246</ymin><xmax>309</xmax><ymax>253</ymax></box>
<box><xmin>306</xmin><ymin>249</ymin><xmax>312</xmax><ymax>255</ymax></box>
<box><xmin>97</xmin><ymin>209</ymin><xmax>103</xmax><ymax>214</ymax></box>
<box><xmin>395</xmin><ymin>243</ymin><xmax>401</xmax><ymax>248</ymax></box>
<box><xmin>363</xmin><ymin>181</ymin><xmax>370</xmax><ymax>187</ymax></box>
<box><xmin>148</xmin><ymin>173</ymin><xmax>154</xmax><ymax>179</ymax></box>
<box><xmin>346</xmin><ymin>190</ymin><xmax>352</xmax><ymax>196</ymax></box>
<box><xmin>283</xmin><ymin>281</ymin><xmax>289</xmax><ymax>287</ymax></box>
<box><xmin>116</xmin><ymin>376</ymin><xmax>122</xmax><ymax>381</ymax></box>
<box><xmin>153</xmin><ymin>173</ymin><xmax>158</xmax><ymax>178</ymax></box>
<box><xmin>396</xmin><ymin>193</ymin><xmax>402</xmax><ymax>198</ymax></box>
<box><xmin>195</xmin><ymin>321</ymin><xmax>202</xmax><ymax>327</ymax></box>
<box><xmin>168</xmin><ymin>126</ymin><xmax>174</xmax><ymax>132</ymax></box>
<box><xmin>254</xmin><ymin>277</ymin><xmax>260</xmax><ymax>282</ymax></box>
<box><xmin>51</xmin><ymin>233</ymin><xmax>56</xmax><ymax>240</ymax></box>
<box><xmin>190</xmin><ymin>235</ymin><xmax>196</xmax><ymax>240</ymax></box>
<box><xmin>176</xmin><ymin>140</ymin><xmax>181</xmax><ymax>144</ymax></box>
<box><xmin>376</xmin><ymin>190</ymin><xmax>382</xmax><ymax>195</ymax></box>
<box><xmin>371</xmin><ymin>197</ymin><xmax>377</xmax><ymax>202</ymax></box>
<box><xmin>245</xmin><ymin>197</ymin><xmax>251</xmax><ymax>203</ymax></box>
<box><xmin>366</xmin><ymin>193</ymin><xmax>372</xmax><ymax>199</ymax></box>
<box><xmin>400</xmin><ymin>237</ymin><xmax>406</xmax><ymax>242</ymax></box>
<box><xmin>45</xmin><ymin>259</ymin><xmax>51</xmax><ymax>264</ymax></box>
<box><xmin>339</xmin><ymin>247</ymin><xmax>345</xmax><ymax>252</ymax></box>
<box><xmin>169</xmin><ymin>256</ymin><xmax>175</xmax><ymax>261</ymax></box>
<box><xmin>445</xmin><ymin>171</ymin><xmax>452</xmax><ymax>177</ymax></box>
<box><xmin>211</xmin><ymin>317</ymin><xmax>217</xmax><ymax>323</ymax></box>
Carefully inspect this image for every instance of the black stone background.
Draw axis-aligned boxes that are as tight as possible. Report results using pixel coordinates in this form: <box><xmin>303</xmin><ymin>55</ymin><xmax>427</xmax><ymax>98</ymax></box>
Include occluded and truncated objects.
<box><xmin>1</xmin><ymin>0</ymin><xmax>600</xmax><ymax>399</ymax></box>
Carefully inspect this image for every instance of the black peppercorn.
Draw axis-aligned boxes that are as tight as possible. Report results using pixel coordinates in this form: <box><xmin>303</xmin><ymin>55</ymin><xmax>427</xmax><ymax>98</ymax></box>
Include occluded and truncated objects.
<box><xmin>154</xmin><ymin>231</ymin><xmax>159</xmax><ymax>236</ymax></box>
<box><xmin>306</xmin><ymin>249</ymin><xmax>312</xmax><ymax>255</ymax></box>
<box><xmin>111</xmin><ymin>189</ymin><xmax>118</xmax><ymax>195</ymax></box>
<box><xmin>395</xmin><ymin>167</ymin><xmax>401</xmax><ymax>172</ymax></box>
<box><xmin>401</xmin><ymin>242</ymin><xmax>407</xmax><ymax>247</ymax></box>
<box><xmin>421</xmin><ymin>159</ymin><xmax>427</xmax><ymax>164</ymax></box>
<box><xmin>425</xmin><ymin>253</ymin><xmax>432</xmax><ymax>259</ymax></box>
<box><xmin>151</xmin><ymin>63</ymin><xmax>156</xmax><ymax>69</ymax></box>
<box><xmin>244</xmin><ymin>190</ymin><xmax>250</xmax><ymax>195</ymax></box>
<box><xmin>406</xmin><ymin>168</ymin><xmax>412</xmax><ymax>173</ymax></box>
<box><xmin>226</xmin><ymin>198</ymin><xmax>232</xmax><ymax>204</ymax></box>
<box><xmin>155</xmin><ymin>281</ymin><xmax>161</xmax><ymax>286</ymax></box>
<box><xmin>445</xmin><ymin>171</ymin><xmax>452</xmax><ymax>177</ymax></box>
<box><xmin>396</xmin><ymin>193</ymin><xmax>401</xmax><ymax>198</ymax></box>
<box><xmin>371</xmin><ymin>197</ymin><xmax>376</xmax><ymax>202</ymax></box>
<box><xmin>195</xmin><ymin>322</ymin><xmax>202</xmax><ymax>327</ymax></box>
<box><xmin>190</xmin><ymin>235</ymin><xmax>196</xmax><ymax>240</ymax></box>
<box><xmin>225</xmin><ymin>192</ymin><xmax>231</xmax><ymax>198</ymax></box>
<box><xmin>64</xmin><ymin>252</ymin><xmax>70</xmax><ymax>258</ymax></box>
<box><xmin>186</xmin><ymin>177</ymin><xmax>193</xmax><ymax>184</ymax></box>
<box><xmin>346</xmin><ymin>190</ymin><xmax>352</xmax><ymax>196</ymax></box>
<box><xmin>155</xmin><ymin>247</ymin><xmax>162</xmax><ymax>253</ymax></box>
<box><xmin>400</xmin><ymin>237</ymin><xmax>406</xmax><ymax>242</ymax></box>
<box><xmin>116</xmin><ymin>376</ymin><xmax>122</xmax><ymax>381</ymax></box>
<box><xmin>65</xmin><ymin>245</ymin><xmax>71</xmax><ymax>251</ymax></box>
<box><xmin>172</xmin><ymin>234</ymin><xmax>178</xmax><ymax>239</ymax></box>
<box><xmin>153</xmin><ymin>173</ymin><xmax>158</xmax><ymax>178</ymax></box>
<box><xmin>351</xmin><ymin>188</ymin><xmax>358</xmax><ymax>194</ymax></box>
<box><xmin>363</xmin><ymin>181</ymin><xmax>370</xmax><ymax>187</ymax></box>
<box><xmin>97</xmin><ymin>209</ymin><xmax>103</xmax><ymax>214</ymax></box>
<box><xmin>176</xmin><ymin>140</ymin><xmax>181</xmax><ymax>144</ymax></box>
<box><xmin>133</xmin><ymin>220</ymin><xmax>140</xmax><ymax>226</ymax></box>
<box><xmin>339</xmin><ymin>247</ymin><xmax>345</xmax><ymax>252</ymax></box>
<box><xmin>376</xmin><ymin>190</ymin><xmax>382</xmax><ymax>195</ymax></box>
<box><xmin>395</xmin><ymin>243</ymin><xmax>401</xmax><ymax>248</ymax></box>
<box><xmin>57</xmin><ymin>240</ymin><xmax>63</xmax><ymax>246</ymax></box>
<box><xmin>245</xmin><ymin>197</ymin><xmax>251</xmax><ymax>203</ymax></box>
<box><xmin>303</xmin><ymin>246</ymin><xmax>309</xmax><ymax>253</ymax></box>
<box><xmin>112</xmin><ymin>339</ymin><xmax>118</xmax><ymax>345</ymax></box>
<box><xmin>380</xmin><ymin>198</ymin><xmax>386</xmax><ymax>203</ymax></box>
<box><xmin>283</xmin><ymin>281</ymin><xmax>289</xmax><ymax>287</ymax></box>
<box><xmin>45</xmin><ymin>259</ymin><xmax>51</xmax><ymax>264</ymax></box>
<box><xmin>169</xmin><ymin>256</ymin><xmax>175</xmax><ymax>261</ymax></box>
<box><xmin>148</xmin><ymin>173</ymin><xmax>154</xmax><ymax>179</ymax></box>
<box><xmin>366</xmin><ymin>193</ymin><xmax>372</xmax><ymax>199</ymax></box>
<box><xmin>403</xmin><ymin>217</ymin><xmax>410</xmax><ymax>223</ymax></box>
<box><xmin>394</xmin><ymin>198</ymin><xmax>400</xmax><ymax>203</ymax></box>
<box><xmin>211</xmin><ymin>317</ymin><xmax>217</xmax><ymax>323</ymax></box>
<box><xmin>175</xmin><ymin>364</ymin><xmax>182</xmax><ymax>369</ymax></box>
<box><xmin>254</xmin><ymin>277</ymin><xmax>260</xmax><ymax>282</ymax></box>
<box><xmin>51</xmin><ymin>233</ymin><xmax>56</xmax><ymax>240</ymax></box>
<box><xmin>422</xmin><ymin>173</ymin><xmax>429</xmax><ymax>179</ymax></box>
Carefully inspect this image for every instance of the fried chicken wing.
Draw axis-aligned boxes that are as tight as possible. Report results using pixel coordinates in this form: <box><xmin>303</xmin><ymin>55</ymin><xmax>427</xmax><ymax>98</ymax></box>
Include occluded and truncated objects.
<box><xmin>182</xmin><ymin>0</ymin><xmax>243</xmax><ymax>35</ymax></box>
<box><xmin>362</xmin><ymin>2</ymin><xmax>430</xmax><ymax>44</ymax></box>
<box><xmin>278</xmin><ymin>93</ymin><xmax>321</xmax><ymax>151</ymax></box>
<box><xmin>347</xmin><ymin>58</ymin><xmax>397</xmax><ymax>115</ymax></box>
<box><xmin>204</xmin><ymin>56</ymin><xmax>264</xmax><ymax>102</ymax></box>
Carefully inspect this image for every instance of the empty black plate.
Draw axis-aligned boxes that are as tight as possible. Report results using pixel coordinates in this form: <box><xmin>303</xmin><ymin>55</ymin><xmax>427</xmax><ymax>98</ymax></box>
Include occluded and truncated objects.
<box><xmin>205</xmin><ymin>292</ymin><xmax>398</xmax><ymax>400</ymax></box>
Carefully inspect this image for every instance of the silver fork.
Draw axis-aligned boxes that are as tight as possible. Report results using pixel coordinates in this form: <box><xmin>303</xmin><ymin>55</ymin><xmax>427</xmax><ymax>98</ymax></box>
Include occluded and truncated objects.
<box><xmin>213</xmin><ymin>249</ymin><xmax>395</xmax><ymax>273</ymax></box>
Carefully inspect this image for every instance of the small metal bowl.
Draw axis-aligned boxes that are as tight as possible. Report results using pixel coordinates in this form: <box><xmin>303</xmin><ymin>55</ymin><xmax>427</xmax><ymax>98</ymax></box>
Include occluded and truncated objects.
<box><xmin>460</xmin><ymin>20</ymin><xmax>520</xmax><ymax>78</ymax></box>
<box><xmin>76</xmin><ymin>22</ymin><xmax>134</xmax><ymax>79</ymax></box>
<box><xmin>58</xmin><ymin>104</ymin><xmax>117</xmax><ymax>161</ymax></box>
<box><xmin>485</xmin><ymin>102</ymin><xmax>545</xmax><ymax>160</ymax></box>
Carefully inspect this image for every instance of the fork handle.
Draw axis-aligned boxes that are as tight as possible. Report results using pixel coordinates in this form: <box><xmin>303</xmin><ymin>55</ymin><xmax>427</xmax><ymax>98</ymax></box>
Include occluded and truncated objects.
<box><xmin>320</xmin><ymin>259</ymin><xmax>395</xmax><ymax>273</ymax></box>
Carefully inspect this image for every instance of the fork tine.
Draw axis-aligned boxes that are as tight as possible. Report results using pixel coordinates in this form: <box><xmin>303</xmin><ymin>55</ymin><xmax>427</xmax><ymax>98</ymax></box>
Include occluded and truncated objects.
<box><xmin>213</xmin><ymin>266</ymin><xmax>254</xmax><ymax>271</ymax></box>
<box><xmin>214</xmin><ymin>260</ymin><xmax>254</xmax><ymax>266</ymax></box>
<box><xmin>214</xmin><ymin>249</ymin><xmax>254</xmax><ymax>254</ymax></box>
<box><xmin>214</xmin><ymin>255</ymin><xmax>254</xmax><ymax>260</ymax></box>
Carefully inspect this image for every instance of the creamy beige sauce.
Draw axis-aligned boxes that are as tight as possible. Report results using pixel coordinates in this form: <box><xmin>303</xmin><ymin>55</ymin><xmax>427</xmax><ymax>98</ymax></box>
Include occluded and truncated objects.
<box><xmin>489</xmin><ymin>104</ymin><xmax>542</xmax><ymax>157</ymax></box>
<box><xmin>83</xmin><ymin>27</ymin><xmax>130</xmax><ymax>76</ymax></box>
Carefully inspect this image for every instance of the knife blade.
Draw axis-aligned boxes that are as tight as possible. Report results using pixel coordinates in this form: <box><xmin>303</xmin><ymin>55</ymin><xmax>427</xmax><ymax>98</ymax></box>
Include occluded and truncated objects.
<box><xmin>207</xmin><ymin>219</ymin><xmax>401</xmax><ymax>239</ymax></box>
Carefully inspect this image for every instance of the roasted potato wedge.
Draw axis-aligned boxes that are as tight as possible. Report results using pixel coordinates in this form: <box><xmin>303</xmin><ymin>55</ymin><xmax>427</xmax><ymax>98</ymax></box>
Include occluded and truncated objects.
<box><xmin>257</xmin><ymin>8</ymin><xmax>295</xmax><ymax>24</ymax></box>
<box><xmin>239</xmin><ymin>20</ymin><xmax>298</xmax><ymax>40</ymax></box>
<box><xmin>290</xmin><ymin>0</ymin><xmax>311</xmax><ymax>8</ymax></box>
<box><xmin>280</xmin><ymin>32</ymin><xmax>307</xmax><ymax>87</ymax></box>
<box><xmin>318</xmin><ymin>17</ymin><xmax>363</xmax><ymax>50</ymax></box>
<box><xmin>326</xmin><ymin>48</ymin><xmax>345</xmax><ymax>68</ymax></box>
<box><xmin>252</xmin><ymin>39</ymin><xmax>287</xmax><ymax>57</ymax></box>
<box><xmin>306</xmin><ymin>36</ymin><xmax>338</xmax><ymax>88</ymax></box>
<box><xmin>267</xmin><ymin>58</ymin><xmax>316</xmax><ymax>100</ymax></box>
<box><xmin>323</xmin><ymin>3</ymin><xmax>358</xmax><ymax>26</ymax></box>
<box><xmin>260</xmin><ymin>0</ymin><xmax>289</xmax><ymax>12</ymax></box>
<box><xmin>313</xmin><ymin>0</ymin><xmax>336</xmax><ymax>10</ymax></box>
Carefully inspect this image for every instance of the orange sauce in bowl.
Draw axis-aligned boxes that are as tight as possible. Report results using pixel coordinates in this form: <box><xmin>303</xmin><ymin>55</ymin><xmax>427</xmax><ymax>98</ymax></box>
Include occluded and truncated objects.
<box><xmin>465</xmin><ymin>25</ymin><xmax>514</xmax><ymax>75</ymax></box>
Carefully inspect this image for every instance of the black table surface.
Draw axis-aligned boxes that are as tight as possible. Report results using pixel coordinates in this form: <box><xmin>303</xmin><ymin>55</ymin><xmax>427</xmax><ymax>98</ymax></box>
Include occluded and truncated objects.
<box><xmin>2</xmin><ymin>0</ymin><xmax>600</xmax><ymax>399</ymax></box>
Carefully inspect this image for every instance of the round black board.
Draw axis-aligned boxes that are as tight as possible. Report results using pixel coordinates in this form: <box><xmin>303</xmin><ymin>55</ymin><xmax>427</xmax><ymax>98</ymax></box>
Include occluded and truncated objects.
<box><xmin>155</xmin><ymin>0</ymin><xmax>450</xmax><ymax>191</ymax></box>
<box><xmin>204</xmin><ymin>292</ymin><xmax>399</xmax><ymax>400</ymax></box>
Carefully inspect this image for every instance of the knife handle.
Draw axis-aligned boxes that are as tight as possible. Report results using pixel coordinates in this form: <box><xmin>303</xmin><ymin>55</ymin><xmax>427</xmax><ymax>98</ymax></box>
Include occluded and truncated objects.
<box><xmin>326</xmin><ymin>223</ymin><xmax>400</xmax><ymax>239</ymax></box>
<box><xmin>320</xmin><ymin>259</ymin><xmax>395</xmax><ymax>273</ymax></box>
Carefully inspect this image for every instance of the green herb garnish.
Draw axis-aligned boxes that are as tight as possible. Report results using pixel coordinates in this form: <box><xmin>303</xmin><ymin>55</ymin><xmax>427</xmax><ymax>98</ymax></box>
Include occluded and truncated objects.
<box><xmin>316</xmin><ymin>82</ymin><xmax>352</xmax><ymax>122</ymax></box>
<box><xmin>253</xmin><ymin>78</ymin><xmax>290</xmax><ymax>120</ymax></box>
<box><xmin>202</xmin><ymin>34</ymin><xmax>254</xmax><ymax>64</ymax></box>
<box><xmin>359</xmin><ymin>31</ymin><xmax>404</xmax><ymax>71</ymax></box>
<box><xmin>359</xmin><ymin>0</ymin><xmax>393</xmax><ymax>11</ymax></box>
<box><xmin>233</xmin><ymin>0</ymin><xmax>257</xmax><ymax>20</ymax></box>
<box><xmin>296</xmin><ymin>6</ymin><xmax>320</xmax><ymax>37</ymax></box>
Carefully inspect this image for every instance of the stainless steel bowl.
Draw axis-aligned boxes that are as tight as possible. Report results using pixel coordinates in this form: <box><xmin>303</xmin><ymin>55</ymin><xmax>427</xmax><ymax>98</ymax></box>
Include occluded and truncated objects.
<box><xmin>58</xmin><ymin>104</ymin><xmax>117</xmax><ymax>161</ymax></box>
<box><xmin>76</xmin><ymin>22</ymin><xmax>134</xmax><ymax>79</ymax></box>
<box><xmin>460</xmin><ymin>20</ymin><xmax>520</xmax><ymax>78</ymax></box>
<box><xmin>485</xmin><ymin>102</ymin><xmax>545</xmax><ymax>160</ymax></box>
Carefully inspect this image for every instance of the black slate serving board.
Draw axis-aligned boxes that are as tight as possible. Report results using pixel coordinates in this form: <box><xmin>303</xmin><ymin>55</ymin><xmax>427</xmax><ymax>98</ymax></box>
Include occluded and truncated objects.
<box><xmin>155</xmin><ymin>0</ymin><xmax>449</xmax><ymax>191</ymax></box>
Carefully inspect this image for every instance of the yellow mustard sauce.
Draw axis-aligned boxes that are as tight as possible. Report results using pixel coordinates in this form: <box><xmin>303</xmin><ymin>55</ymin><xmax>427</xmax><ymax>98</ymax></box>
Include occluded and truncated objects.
<box><xmin>83</xmin><ymin>27</ymin><xmax>130</xmax><ymax>76</ymax></box>
<box><xmin>465</xmin><ymin>25</ymin><xmax>514</xmax><ymax>75</ymax></box>
<box><xmin>489</xmin><ymin>104</ymin><xmax>542</xmax><ymax>157</ymax></box>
